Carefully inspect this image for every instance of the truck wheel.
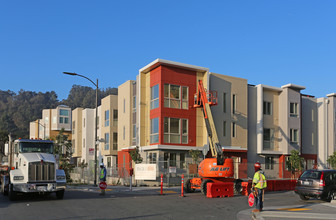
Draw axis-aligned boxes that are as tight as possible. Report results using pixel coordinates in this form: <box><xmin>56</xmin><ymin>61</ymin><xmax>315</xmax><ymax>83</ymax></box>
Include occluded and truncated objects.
<box><xmin>8</xmin><ymin>184</ymin><xmax>17</xmax><ymax>201</ymax></box>
<box><xmin>201</xmin><ymin>179</ymin><xmax>213</xmax><ymax>196</ymax></box>
<box><xmin>56</xmin><ymin>190</ymin><xmax>64</xmax><ymax>200</ymax></box>
<box><xmin>184</xmin><ymin>179</ymin><xmax>195</xmax><ymax>193</ymax></box>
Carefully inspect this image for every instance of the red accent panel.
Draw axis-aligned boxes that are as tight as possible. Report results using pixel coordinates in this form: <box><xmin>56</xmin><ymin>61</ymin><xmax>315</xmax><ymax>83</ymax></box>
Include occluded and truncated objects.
<box><xmin>117</xmin><ymin>149</ymin><xmax>132</xmax><ymax>177</ymax></box>
<box><xmin>149</xmin><ymin>65</ymin><xmax>197</xmax><ymax>146</ymax></box>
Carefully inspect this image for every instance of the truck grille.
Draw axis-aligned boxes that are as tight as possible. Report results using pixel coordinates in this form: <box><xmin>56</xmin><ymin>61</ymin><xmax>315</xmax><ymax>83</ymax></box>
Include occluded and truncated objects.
<box><xmin>29</xmin><ymin>162</ymin><xmax>55</xmax><ymax>182</ymax></box>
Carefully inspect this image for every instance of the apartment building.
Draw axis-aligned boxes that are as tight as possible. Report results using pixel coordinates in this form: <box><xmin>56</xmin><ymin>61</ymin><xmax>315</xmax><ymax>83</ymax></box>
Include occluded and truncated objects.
<box><xmin>209</xmin><ymin>73</ymin><xmax>248</xmax><ymax>179</ymax></box>
<box><xmin>30</xmin><ymin>105</ymin><xmax>72</xmax><ymax>140</ymax></box>
<box><xmin>317</xmin><ymin>93</ymin><xmax>336</xmax><ymax>169</ymax></box>
<box><xmin>99</xmin><ymin>95</ymin><xmax>118</xmax><ymax>168</ymax></box>
<box><xmin>118</xmin><ymin>80</ymin><xmax>137</xmax><ymax>171</ymax></box>
<box><xmin>71</xmin><ymin>108</ymin><xmax>83</xmax><ymax>164</ymax></box>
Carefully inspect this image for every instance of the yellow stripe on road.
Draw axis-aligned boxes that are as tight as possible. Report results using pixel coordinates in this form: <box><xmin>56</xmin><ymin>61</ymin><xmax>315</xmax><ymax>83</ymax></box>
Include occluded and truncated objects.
<box><xmin>277</xmin><ymin>208</ymin><xmax>311</xmax><ymax>211</ymax></box>
<box><xmin>157</xmin><ymin>191</ymin><xmax>178</xmax><ymax>194</ymax></box>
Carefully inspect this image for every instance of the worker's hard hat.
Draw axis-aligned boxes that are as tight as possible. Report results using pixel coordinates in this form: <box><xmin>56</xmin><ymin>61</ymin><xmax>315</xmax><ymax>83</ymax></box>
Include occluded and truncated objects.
<box><xmin>100</xmin><ymin>163</ymin><xmax>104</xmax><ymax>167</ymax></box>
<box><xmin>254</xmin><ymin>162</ymin><xmax>261</xmax><ymax>171</ymax></box>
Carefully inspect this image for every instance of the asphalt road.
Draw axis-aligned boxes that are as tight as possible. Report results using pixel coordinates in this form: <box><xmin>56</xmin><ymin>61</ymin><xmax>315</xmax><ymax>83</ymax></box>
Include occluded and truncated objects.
<box><xmin>1</xmin><ymin>186</ymin><xmax>335</xmax><ymax>220</ymax></box>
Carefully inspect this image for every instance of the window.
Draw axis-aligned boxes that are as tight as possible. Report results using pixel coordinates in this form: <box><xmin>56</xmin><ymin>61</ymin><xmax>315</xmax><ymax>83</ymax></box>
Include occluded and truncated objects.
<box><xmin>83</xmin><ymin>118</ymin><xmax>85</xmax><ymax>127</ymax></box>
<box><xmin>164</xmin><ymin>84</ymin><xmax>188</xmax><ymax>109</ymax></box>
<box><xmin>60</xmin><ymin>109</ymin><xmax>69</xmax><ymax>116</ymax></box>
<box><xmin>180</xmin><ymin>153</ymin><xmax>185</xmax><ymax>168</ymax></box>
<box><xmin>263</xmin><ymin>101</ymin><xmax>272</xmax><ymax>115</ymax></box>
<box><xmin>263</xmin><ymin>128</ymin><xmax>274</xmax><ymax>150</ymax></box>
<box><xmin>72</xmin><ymin>121</ymin><xmax>75</xmax><ymax>134</ymax></box>
<box><xmin>265</xmin><ymin>156</ymin><xmax>274</xmax><ymax>170</ymax></box>
<box><xmin>113</xmin><ymin>133</ymin><xmax>118</xmax><ymax>150</ymax></box>
<box><xmin>132</xmin><ymin>124</ymin><xmax>136</xmax><ymax>144</ymax></box>
<box><xmin>290</xmin><ymin>129</ymin><xmax>298</xmax><ymax>143</ymax></box>
<box><xmin>223</xmin><ymin>93</ymin><xmax>227</xmax><ymax>113</ymax></box>
<box><xmin>104</xmin><ymin>133</ymin><xmax>109</xmax><ymax>150</ymax></box>
<box><xmin>150</xmin><ymin>84</ymin><xmax>159</xmax><ymax>110</ymax></box>
<box><xmin>113</xmin><ymin>109</ymin><xmax>118</xmax><ymax>126</ymax></box>
<box><xmin>290</xmin><ymin>103</ymin><xmax>298</xmax><ymax>117</ymax></box>
<box><xmin>59</xmin><ymin>117</ymin><xmax>64</xmax><ymax>123</ymax></box>
<box><xmin>232</xmin><ymin>122</ymin><xmax>236</xmax><ymax>138</ymax></box>
<box><xmin>223</xmin><ymin>121</ymin><xmax>227</xmax><ymax>137</ymax></box>
<box><xmin>107</xmin><ymin>157</ymin><xmax>111</xmax><ymax>168</ymax></box>
<box><xmin>307</xmin><ymin>159</ymin><xmax>315</xmax><ymax>169</ymax></box>
<box><xmin>96</xmin><ymin>116</ymin><xmax>99</xmax><ymax>129</ymax></box>
<box><xmin>83</xmin><ymin>138</ymin><xmax>85</xmax><ymax>148</ymax></box>
<box><xmin>133</xmin><ymin>96</ymin><xmax>136</xmax><ymax>109</ymax></box>
<box><xmin>150</xmin><ymin>118</ymin><xmax>159</xmax><ymax>144</ymax></box>
<box><xmin>149</xmin><ymin>153</ymin><xmax>157</xmax><ymax>164</ymax></box>
<box><xmin>170</xmin><ymin>153</ymin><xmax>176</xmax><ymax>167</ymax></box>
<box><xmin>105</xmin><ymin>110</ymin><xmax>109</xmax><ymax>127</ymax></box>
<box><xmin>232</xmin><ymin>94</ymin><xmax>236</xmax><ymax>114</ymax></box>
<box><xmin>164</xmin><ymin>118</ymin><xmax>188</xmax><ymax>144</ymax></box>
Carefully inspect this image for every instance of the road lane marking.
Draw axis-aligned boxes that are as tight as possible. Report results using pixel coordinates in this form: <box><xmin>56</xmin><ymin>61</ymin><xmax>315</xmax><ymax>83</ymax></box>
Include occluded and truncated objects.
<box><xmin>276</xmin><ymin>208</ymin><xmax>311</xmax><ymax>211</ymax></box>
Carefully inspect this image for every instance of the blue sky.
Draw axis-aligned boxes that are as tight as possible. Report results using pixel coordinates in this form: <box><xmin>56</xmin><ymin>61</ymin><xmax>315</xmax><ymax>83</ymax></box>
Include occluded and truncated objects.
<box><xmin>1</xmin><ymin>0</ymin><xmax>335</xmax><ymax>100</ymax></box>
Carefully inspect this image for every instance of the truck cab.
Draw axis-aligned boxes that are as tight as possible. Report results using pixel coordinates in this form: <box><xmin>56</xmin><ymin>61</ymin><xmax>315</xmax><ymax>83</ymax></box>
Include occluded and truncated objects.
<box><xmin>1</xmin><ymin>139</ymin><xmax>66</xmax><ymax>200</ymax></box>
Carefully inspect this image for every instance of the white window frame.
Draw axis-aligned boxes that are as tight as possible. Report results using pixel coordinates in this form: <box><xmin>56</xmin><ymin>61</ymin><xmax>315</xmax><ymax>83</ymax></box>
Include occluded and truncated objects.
<box><xmin>164</xmin><ymin>84</ymin><xmax>188</xmax><ymax>110</ymax></box>
<box><xmin>150</xmin><ymin>84</ymin><xmax>159</xmax><ymax>110</ymax></box>
<box><xmin>290</xmin><ymin>128</ymin><xmax>299</xmax><ymax>143</ymax></box>
<box><xmin>164</xmin><ymin>117</ymin><xmax>188</xmax><ymax>144</ymax></box>
<box><xmin>263</xmin><ymin>101</ymin><xmax>272</xmax><ymax>115</ymax></box>
<box><xmin>290</xmin><ymin>103</ymin><xmax>298</xmax><ymax>117</ymax></box>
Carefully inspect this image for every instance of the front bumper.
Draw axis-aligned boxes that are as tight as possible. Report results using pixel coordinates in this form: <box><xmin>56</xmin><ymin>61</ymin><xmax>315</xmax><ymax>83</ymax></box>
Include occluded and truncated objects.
<box><xmin>13</xmin><ymin>182</ymin><xmax>66</xmax><ymax>193</ymax></box>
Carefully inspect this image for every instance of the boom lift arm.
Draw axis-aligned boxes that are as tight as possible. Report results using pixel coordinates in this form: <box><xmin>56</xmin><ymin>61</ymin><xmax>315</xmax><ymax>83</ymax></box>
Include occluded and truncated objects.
<box><xmin>194</xmin><ymin>80</ymin><xmax>224</xmax><ymax>165</ymax></box>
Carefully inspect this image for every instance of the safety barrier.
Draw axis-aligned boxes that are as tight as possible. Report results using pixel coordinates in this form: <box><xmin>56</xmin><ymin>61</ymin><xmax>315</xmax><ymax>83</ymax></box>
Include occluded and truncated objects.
<box><xmin>206</xmin><ymin>182</ymin><xmax>234</xmax><ymax>198</ymax></box>
<box><xmin>241</xmin><ymin>179</ymin><xmax>298</xmax><ymax>196</ymax></box>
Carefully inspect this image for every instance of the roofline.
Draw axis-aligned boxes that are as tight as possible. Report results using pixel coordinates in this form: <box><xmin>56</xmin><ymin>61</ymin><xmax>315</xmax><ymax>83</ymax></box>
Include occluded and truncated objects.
<box><xmin>327</xmin><ymin>93</ymin><xmax>336</xmax><ymax>97</ymax></box>
<box><xmin>281</xmin><ymin>83</ymin><xmax>306</xmax><ymax>90</ymax></box>
<box><xmin>139</xmin><ymin>59</ymin><xmax>209</xmax><ymax>74</ymax></box>
<box><xmin>256</xmin><ymin>84</ymin><xmax>282</xmax><ymax>92</ymax></box>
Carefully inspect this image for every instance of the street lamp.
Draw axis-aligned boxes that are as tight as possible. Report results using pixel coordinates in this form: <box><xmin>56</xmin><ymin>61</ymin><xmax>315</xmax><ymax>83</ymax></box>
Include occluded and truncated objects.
<box><xmin>63</xmin><ymin>71</ymin><xmax>99</xmax><ymax>186</ymax></box>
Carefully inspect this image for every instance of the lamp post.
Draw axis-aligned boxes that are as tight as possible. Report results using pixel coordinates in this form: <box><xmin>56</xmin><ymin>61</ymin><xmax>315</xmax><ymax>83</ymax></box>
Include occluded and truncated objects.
<box><xmin>63</xmin><ymin>72</ymin><xmax>99</xmax><ymax>186</ymax></box>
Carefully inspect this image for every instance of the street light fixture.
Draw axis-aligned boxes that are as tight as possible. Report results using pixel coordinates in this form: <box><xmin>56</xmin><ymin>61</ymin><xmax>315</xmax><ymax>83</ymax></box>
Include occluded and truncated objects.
<box><xmin>63</xmin><ymin>71</ymin><xmax>99</xmax><ymax>186</ymax></box>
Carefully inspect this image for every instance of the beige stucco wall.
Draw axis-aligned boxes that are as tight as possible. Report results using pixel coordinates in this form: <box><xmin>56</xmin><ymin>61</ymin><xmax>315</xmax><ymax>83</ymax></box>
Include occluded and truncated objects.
<box><xmin>209</xmin><ymin>73</ymin><xmax>248</xmax><ymax>149</ymax></box>
<box><xmin>72</xmin><ymin>108</ymin><xmax>83</xmax><ymax>158</ymax></box>
<box><xmin>118</xmin><ymin>81</ymin><xmax>134</xmax><ymax>149</ymax></box>
<box><xmin>195</xmin><ymin>71</ymin><xmax>209</xmax><ymax>147</ymax></box>
<box><xmin>139</xmin><ymin>72</ymin><xmax>151</xmax><ymax>147</ymax></box>
<box><xmin>301</xmin><ymin>96</ymin><xmax>318</xmax><ymax>155</ymax></box>
<box><xmin>263</xmin><ymin>89</ymin><xmax>280</xmax><ymax>151</ymax></box>
<box><xmin>101</xmin><ymin>95</ymin><xmax>118</xmax><ymax>156</ymax></box>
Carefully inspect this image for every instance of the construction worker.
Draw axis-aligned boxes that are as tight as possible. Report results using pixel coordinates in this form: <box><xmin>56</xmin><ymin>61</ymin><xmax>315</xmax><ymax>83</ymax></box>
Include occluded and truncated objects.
<box><xmin>252</xmin><ymin>162</ymin><xmax>267</xmax><ymax>212</ymax></box>
<box><xmin>99</xmin><ymin>163</ymin><xmax>107</xmax><ymax>196</ymax></box>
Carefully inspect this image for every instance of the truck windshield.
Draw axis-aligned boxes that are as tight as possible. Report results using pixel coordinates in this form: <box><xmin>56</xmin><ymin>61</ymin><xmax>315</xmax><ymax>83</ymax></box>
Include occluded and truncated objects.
<box><xmin>19</xmin><ymin>142</ymin><xmax>53</xmax><ymax>154</ymax></box>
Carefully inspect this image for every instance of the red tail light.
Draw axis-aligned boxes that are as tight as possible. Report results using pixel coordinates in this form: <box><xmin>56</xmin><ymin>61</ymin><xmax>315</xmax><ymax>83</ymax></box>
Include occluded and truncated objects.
<box><xmin>319</xmin><ymin>172</ymin><xmax>325</xmax><ymax>187</ymax></box>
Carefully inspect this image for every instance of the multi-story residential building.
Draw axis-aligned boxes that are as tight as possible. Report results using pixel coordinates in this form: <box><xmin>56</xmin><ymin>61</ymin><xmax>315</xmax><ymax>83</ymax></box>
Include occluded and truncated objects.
<box><xmin>248</xmin><ymin>83</ymin><xmax>307</xmax><ymax>178</ymax></box>
<box><xmin>117</xmin><ymin>59</ymin><xmax>249</xmax><ymax>182</ymax></box>
<box><xmin>71</xmin><ymin>108</ymin><xmax>83</xmax><ymax>165</ymax></box>
<box><xmin>317</xmin><ymin>93</ymin><xmax>336</xmax><ymax>169</ymax></box>
<box><xmin>118</xmin><ymin>80</ymin><xmax>137</xmax><ymax>171</ymax></box>
<box><xmin>30</xmin><ymin>105</ymin><xmax>72</xmax><ymax>140</ymax></box>
<box><xmin>81</xmin><ymin>108</ymin><xmax>96</xmax><ymax>166</ymax></box>
<box><xmin>209</xmin><ymin>73</ymin><xmax>248</xmax><ymax>179</ymax></box>
<box><xmin>99</xmin><ymin>95</ymin><xmax>118</xmax><ymax>168</ymax></box>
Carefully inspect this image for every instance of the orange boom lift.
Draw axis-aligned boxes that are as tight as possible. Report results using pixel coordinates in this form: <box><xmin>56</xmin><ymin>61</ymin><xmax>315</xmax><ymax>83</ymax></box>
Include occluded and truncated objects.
<box><xmin>185</xmin><ymin>80</ymin><xmax>234</xmax><ymax>196</ymax></box>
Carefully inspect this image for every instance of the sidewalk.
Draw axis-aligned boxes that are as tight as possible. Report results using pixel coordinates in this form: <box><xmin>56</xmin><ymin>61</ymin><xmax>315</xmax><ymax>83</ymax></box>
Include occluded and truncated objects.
<box><xmin>238</xmin><ymin>200</ymin><xmax>336</xmax><ymax>220</ymax></box>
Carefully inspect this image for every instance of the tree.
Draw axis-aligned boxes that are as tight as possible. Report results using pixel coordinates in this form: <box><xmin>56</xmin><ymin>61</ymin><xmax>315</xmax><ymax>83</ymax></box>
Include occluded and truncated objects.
<box><xmin>53</xmin><ymin>129</ymin><xmax>74</xmax><ymax>183</ymax></box>
<box><xmin>189</xmin><ymin>149</ymin><xmax>201</xmax><ymax>164</ymax></box>
<box><xmin>286</xmin><ymin>150</ymin><xmax>305</xmax><ymax>178</ymax></box>
<box><xmin>130</xmin><ymin>146</ymin><xmax>143</xmax><ymax>164</ymax></box>
<box><xmin>327</xmin><ymin>151</ymin><xmax>336</xmax><ymax>169</ymax></box>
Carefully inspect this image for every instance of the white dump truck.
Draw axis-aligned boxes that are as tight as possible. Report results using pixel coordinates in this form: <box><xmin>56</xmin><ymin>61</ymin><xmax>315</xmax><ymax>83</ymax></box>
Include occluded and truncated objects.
<box><xmin>0</xmin><ymin>138</ymin><xmax>66</xmax><ymax>200</ymax></box>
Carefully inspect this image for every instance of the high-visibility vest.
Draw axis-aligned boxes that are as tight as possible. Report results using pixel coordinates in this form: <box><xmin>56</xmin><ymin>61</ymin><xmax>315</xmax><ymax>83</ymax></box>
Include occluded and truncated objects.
<box><xmin>253</xmin><ymin>171</ymin><xmax>267</xmax><ymax>189</ymax></box>
<box><xmin>100</xmin><ymin>168</ymin><xmax>106</xmax><ymax>180</ymax></box>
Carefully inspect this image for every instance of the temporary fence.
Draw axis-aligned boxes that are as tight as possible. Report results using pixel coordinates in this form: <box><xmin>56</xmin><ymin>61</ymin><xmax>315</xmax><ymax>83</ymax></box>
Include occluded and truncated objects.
<box><xmin>69</xmin><ymin>159</ymin><xmax>326</xmax><ymax>187</ymax></box>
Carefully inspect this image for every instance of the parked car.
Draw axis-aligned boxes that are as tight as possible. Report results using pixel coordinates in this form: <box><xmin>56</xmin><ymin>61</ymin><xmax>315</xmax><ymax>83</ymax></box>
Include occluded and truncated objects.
<box><xmin>295</xmin><ymin>169</ymin><xmax>336</xmax><ymax>202</ymax></box>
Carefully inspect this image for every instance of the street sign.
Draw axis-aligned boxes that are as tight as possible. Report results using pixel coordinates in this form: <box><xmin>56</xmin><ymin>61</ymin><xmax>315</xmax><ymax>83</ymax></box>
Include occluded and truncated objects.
<box><xmin>248</xmin><ymin>192</ymin><xmax>255</xmax><ymax>207</ymax></box>
<box><xmin>99</xmin><ymin>181</ymin><xmax>107</xmax><ymax>190</ymax></box>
